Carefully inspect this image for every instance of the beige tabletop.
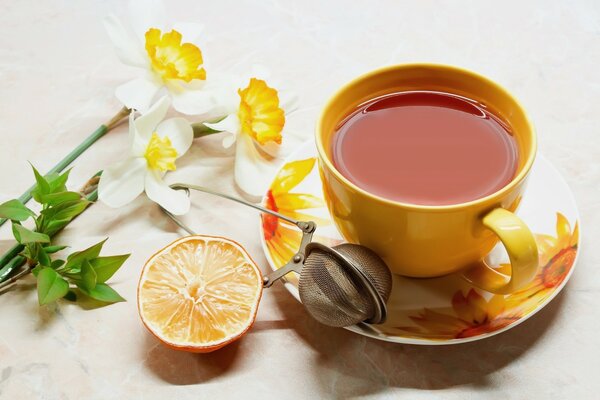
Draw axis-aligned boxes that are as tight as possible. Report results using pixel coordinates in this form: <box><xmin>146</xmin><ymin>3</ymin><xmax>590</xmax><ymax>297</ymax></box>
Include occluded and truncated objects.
<box><xmin>1</xmin><ymin>0</ymin><xmax>599</xmax><ymax>399</ymax></box>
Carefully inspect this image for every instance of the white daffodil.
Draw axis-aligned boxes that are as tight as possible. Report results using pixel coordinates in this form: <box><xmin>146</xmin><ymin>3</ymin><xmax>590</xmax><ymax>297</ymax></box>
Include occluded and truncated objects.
<box><xmin>98</xmin><ymin>96</ymin><xmax>193</xmax><ymax>215</ymax></box>
<box><xmin>104</xmin><ymin>0</ymin><xmax>216</xmax><ymax>115</ymax></box>
<box><xmin>203</xmin><ymin>77</ymin><xmax>295</xmax><ymax>198</ymax></box>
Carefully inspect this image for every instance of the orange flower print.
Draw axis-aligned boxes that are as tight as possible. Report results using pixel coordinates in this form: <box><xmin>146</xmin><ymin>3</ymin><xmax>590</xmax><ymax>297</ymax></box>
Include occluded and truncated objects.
<box><xmin>263</xmin><ymin>157</ymin><xmax>338</xmax><ymax>268</ymax></box>
<box><xmin>396</xmin><ymin>212</ymin><xmax>579</xmax><ymax>340</ymax></box>
<box><xmin>397</xmin><ymin>289</ymin><xmax>520</xmax><ymax>339</ymax></box>
<box><xmin>507</xmin><ymin>213</ymin><xmax>578</xmax><ymax>308</ymax></box>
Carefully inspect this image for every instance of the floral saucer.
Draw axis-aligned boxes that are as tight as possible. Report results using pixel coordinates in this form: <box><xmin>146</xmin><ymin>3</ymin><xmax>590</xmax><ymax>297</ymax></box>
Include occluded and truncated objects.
<box><xmin>259</xmin><ymin>141</ymin><xmax>580</xmax><ymax>345</ymax></box>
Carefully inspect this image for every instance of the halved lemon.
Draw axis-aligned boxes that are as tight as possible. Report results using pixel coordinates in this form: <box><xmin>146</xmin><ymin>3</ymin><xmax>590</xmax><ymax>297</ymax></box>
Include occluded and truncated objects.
<box><xmin>138</xmin><ymin>235</ymin><xmax>263</xmax><ymax>353</ymax></box>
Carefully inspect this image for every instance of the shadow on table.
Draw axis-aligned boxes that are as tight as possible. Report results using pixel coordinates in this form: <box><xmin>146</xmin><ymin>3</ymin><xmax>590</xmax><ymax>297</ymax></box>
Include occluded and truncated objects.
<box><xmin>143</xmin><ymin>333</ymin><xmax>242</xmax><ymax>385</ymax></box>
<box><xmin>266</xmin><ymin>283</ymin><xmax>567</xmax><ymax>397</ymax></box>
<box><xmin>139</xmin><ymin>282</ymin><xmax>565</xmax><ymax>390</ymax></box>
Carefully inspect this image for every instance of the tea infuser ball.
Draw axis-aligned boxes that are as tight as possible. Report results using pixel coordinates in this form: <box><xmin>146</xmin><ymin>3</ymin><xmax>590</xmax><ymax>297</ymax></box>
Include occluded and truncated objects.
<box><xmin>161</xmin><ymin>183</ymin><xmax>393</xmax><ymax>328</ymax></box>
<box><xmin>299</xmin><ymin>242</ymin><xmax>392</xmax><ymax>327</ymax></box>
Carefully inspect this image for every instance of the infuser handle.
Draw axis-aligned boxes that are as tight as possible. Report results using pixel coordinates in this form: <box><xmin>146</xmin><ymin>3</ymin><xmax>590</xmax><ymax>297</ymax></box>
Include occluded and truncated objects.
<box><xmin>161</xmin><ymin>183</ymin><xmax>308</xmax><ymax>230</ymax></box>
<box><xmin>161</xmin><ymin>183</ymin><xmax>317</xmax><ymax>287</ymax></box>
<box><xmin>263</xmin><ymin>221</ymin><xmax>316</xmax><ymax>287</ymax></box>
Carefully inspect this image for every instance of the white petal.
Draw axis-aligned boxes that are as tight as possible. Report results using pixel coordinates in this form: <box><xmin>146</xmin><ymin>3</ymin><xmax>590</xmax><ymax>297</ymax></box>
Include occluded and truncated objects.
<box><xmin>134</xmin><ymin>95</ymin><xmax>171</xmax><ymax>140</ymax></box>
<box><xmin>222</xmin><ymin>132</ymin><xmax>237</xmax><ymax>149</ymax></box>
<box><xmin>204</xmin><ymin>113</ymin><xmax>240</xmax><ymax>134</ymax></box>
<box><xmin>249</xmin><ymin>64</ymin><xmax>271</xmax><ymax>81</ymax></box>
<box><xmin>234</xmin><ymin>134</ymin><xmax>278</xmax><ymax>199</ymax></box>
<box><xmin>167</xmin><ymin>78</ymin><xmax>206</xmax><ymax>92</ymax></box>
<box><xmin>145</xmin><ymin>171</ymin><xmax>190</xmax><ymax>215</ymax></box>
<box><xmin>115</xmin><ymin>77</ymin><xmax>162</xmax><ymax>113</ymax></box>
<box><xmin>169</xmin><ymin>88</ymin><xmax>217</xmax><ymax>116</ymax></box>
<box><xmin>128</xmin><ymin>0</ymin><xmax>166</xmax><ymax>39</ymax></box>
<box><xmin>98</xmin><ymin>158</ymin><xmax>147</xmax><ymax>208</ymax></box>
<box><xmin>204</xmin><ymin>71</ymin><xmax>246</xmax><ymax>112</ymax></box>
<box><xmin>260</xmin><ymin>140</ymin><xmax>283</xmax><ymax>158</ymax></box>
<box><xmin>155</xmin><ymin>118</ymin><xmax>193</xmax><ymax>157</ymax></box>
<box><xmin>103</xmin><ymin>15</ymin><xmax>148</xmax><ymax>68</ymax></box>
<box><xmin>281</xmin><ymin>91</ymin><xmax>300</xmax><ymax>114</ymax></box>
<box><xmin>127</xmin><ymin>109</ymin><xmax>136</xmax><ymax>144</ymax></box>
<box><xmin>127</xmin><ymin>110</ymin><xmax>147</xmax><ymax>157</ymax></box>
<box><xmin>172</xmin><ymin>22</ymin><xmax>204</xmax><ymax>43</ymax></box>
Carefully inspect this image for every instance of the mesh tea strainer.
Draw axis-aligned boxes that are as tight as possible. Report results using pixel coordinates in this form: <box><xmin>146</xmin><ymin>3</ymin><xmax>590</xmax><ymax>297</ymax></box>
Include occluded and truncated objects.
<box><xmin>161</xmin><ymin>183</ymin><xmax>392</xmax><ymax>328</ymax></box>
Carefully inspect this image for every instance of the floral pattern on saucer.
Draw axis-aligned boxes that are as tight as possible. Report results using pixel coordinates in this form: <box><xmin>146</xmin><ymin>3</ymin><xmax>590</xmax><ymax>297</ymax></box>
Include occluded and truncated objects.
<box><xmin>395</xmin><ymin>213</ymin><xmax>578</xmax><ymax>340</ymax></box>
<box><xmin>396</xmin><ymin>289</ymin><xmax>521</xmax><ymax>339</ymax></box>
<box><xmin>260</xmin><ymin>142</ymin><xmax>580</xmax><ymax>344</ymax></box>
<box><xmin>261</xmin><ymin>157</ymin><xmax>341</xmax><ymax>283</ymax></box>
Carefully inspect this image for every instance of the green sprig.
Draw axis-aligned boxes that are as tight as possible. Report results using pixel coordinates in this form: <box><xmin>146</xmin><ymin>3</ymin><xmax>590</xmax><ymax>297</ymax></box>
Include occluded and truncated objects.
<box><xmin>0</xmin><ymin>165</ymin><xmax>129</xmax><ymax>306</ymax></box>
<box><xmin>0</xmin><ymin>106</ymin><xmax>129</xmax><ymax>229</ymax></box>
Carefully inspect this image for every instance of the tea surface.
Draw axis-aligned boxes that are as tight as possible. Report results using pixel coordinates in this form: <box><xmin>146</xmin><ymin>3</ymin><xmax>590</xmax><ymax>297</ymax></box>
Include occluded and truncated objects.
<box><xmin>331</xmin><ymin>91</ymin><xmax>518</xmax><ymax>205</ymax></box>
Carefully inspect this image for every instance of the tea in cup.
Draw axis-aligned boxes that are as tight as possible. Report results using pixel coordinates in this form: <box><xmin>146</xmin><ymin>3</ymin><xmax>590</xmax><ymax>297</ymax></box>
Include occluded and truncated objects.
<box><xmin>316</xmin><ymin>64</ymin><xmax>538</xmax><ymax>294</ymax></box>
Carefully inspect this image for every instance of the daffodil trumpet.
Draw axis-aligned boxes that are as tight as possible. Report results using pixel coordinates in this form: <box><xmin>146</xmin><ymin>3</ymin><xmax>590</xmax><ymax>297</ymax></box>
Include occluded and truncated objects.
<box><xmin>0</xmin><ymin>107</ymin><xmax>129</xmax><ymax>229</ymax></box>
<box><xmin>200</xmin><ymin>77</ymin><xmax>294</xmax><ymax>198</ymax></box>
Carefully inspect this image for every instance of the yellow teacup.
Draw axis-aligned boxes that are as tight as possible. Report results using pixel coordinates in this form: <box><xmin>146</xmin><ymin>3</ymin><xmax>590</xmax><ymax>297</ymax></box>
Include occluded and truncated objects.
<box><xmin>315</xmin><ymin>64</ymin><xmax>538</xmax><ymax>294</ymax></box>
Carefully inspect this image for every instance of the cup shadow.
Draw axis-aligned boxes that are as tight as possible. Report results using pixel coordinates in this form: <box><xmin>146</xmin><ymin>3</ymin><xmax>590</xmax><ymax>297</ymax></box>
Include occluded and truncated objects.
<box><xmin>269</xmin><ymin>282</ymin><xmax>567</xmax><ymax>397</ymax></box>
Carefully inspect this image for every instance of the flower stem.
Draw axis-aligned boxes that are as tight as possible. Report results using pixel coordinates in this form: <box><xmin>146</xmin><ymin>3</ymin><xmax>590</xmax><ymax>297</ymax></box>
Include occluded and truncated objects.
<box><xmin>0</xmin><ymin>263</ymin><xmax>30</xmax><ymax>292</ymax></box>
<box><xmin>191</xmin><ymin>119</ymin><xmax>225</xmax><ymax>138</ymax></box>
<box><xmin>0</xmin><ymin>107</ymin><xmax>128</xmax><ymax>228</ymax></box>
<box><xmin>0</xmin><ymin>243</ymin><xmax>24</xmax><ymax>270</ymax></box>
<box><xmin>0</xmin><ymin>173</ymin><xmax>102</xmax><ymax>288</ymax></box>
<box><xmin>0</xmin><ymin>254</ymin><xmax>25</xmax><ymax>283</ymax></box>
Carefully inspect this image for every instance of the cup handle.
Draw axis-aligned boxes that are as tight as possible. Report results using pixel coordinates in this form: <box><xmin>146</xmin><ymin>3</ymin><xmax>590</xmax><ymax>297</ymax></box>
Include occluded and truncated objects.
<box><xmin>462</xmin><ymin>208</ymin><xmax>539</xmax><ymax>294</ymax></box>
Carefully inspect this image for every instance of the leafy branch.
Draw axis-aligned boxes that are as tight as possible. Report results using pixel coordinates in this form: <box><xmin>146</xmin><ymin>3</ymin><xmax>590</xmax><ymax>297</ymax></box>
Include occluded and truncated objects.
<box><xmin>0</xmin><ymin>106</ymin><xmax>129</xmax><ymax>229</ymax></box>
<box><xmin>0</xmin><ymin>165</ymin><xmax>129</xmax><ymax>305</ymax></box>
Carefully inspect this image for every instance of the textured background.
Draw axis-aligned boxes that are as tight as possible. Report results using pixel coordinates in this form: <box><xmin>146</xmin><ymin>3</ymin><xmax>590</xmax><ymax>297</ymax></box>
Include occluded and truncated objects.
<box><xmin>0</xmin><ymin>0</ymin><xmax>599</xmax><ymax>398</ymax></box>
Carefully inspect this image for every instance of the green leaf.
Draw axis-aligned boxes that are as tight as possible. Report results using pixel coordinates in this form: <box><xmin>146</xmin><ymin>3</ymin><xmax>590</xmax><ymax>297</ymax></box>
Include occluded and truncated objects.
<box><xmin>47</xmin><ymin>169</ymin><xmax>71</xmax><ymax>193</ymax></box>
<box><xmin>45</xmin><ymin>172</ymin><xmax>61</xmax><ymax>184</ymax></box>
<box><xmin>90</xmin><ymin>254</ymin><xmax>129</xmax><ymax>283</ymax></box>
<box><xmin>62</xmin><ymin>269</ymin><xmax>81</xmax><ymax>280</ymax></box>
<box><xmin>41</xmin><ymin>200</ymin><xmax>80</xmax><ymax>218</ymax></box>
<box><xmin>31</xmin><ymin>188</ymin><xmax>43</xmax><ymax>204</ymax></box>
<box><xmin>51</xmin><ymin>259</ymin><xmax>65</xmax><ymax>270</ymax></box>
<box><xmin>40</xmin><ymin>191</ymin><xmax>82</xmax><ymax>206</ymax></box>
<box><xmin>0</xmin><ymin>199</ymin><xmax>35</xmax><ymax>221</ymax></box>
<box><xmin>44</xmin><ymin>219</ymin><xmax>70</xmax><ymax>237</ymax></box>
<box><xmin>64</xmin><ymin>239</ymin><xmax>107</xmax><ymax>270</ymax></box>
<box><xmin>63</xmin><ymin>290</ymin><xmax>77</xmax><ymax>302</ymax></box>
<box><xmin>39</xmin><ymin>200</ymin><xmax>89</xmax><ymax>236</ymax></box>
<box><xmin>37</xmin><ymin>267</ymin><xmax>69</xmax><ymax>305</ymax></box>
<box><xmin>44</xmin><ymin>245</ymin><xmax>68</xmax><ymax>254</ymax></box>
<box><xmin>80</xmin><ymin>260</ymin><xmax>97</xmax><ymax>291</ymax></box>
<box><xmin>32</xmin><ymin>265</ymin><xmax>42</xmax><ymax>277</ymax></box>
<box><xmin>30</xmin><ymin>164</ymin><xmax>51</xmax><ymax>196</ymax></box>
<box><xmin>79</xmin><ymin>283</ymin><xmax>125</xmax><ymax>303</ymax></box>
<box><xmin>36</xmin><ymin>246</ymin><xmax>51</xmax><ymax>267</ymax></box>
<box><xmin>20</xmin><ymin>245</ymin><xmax>33</xmax><ymax>260</ymax></box>
<box><xmin>53</xmin><ymin>201</ymin><xmax>89</xmax><ymax>221</ymax></box>
<box><xmin>12</xmin><ymin>223</ymin><xmax>50</xmax><ymax>244</ymax></box>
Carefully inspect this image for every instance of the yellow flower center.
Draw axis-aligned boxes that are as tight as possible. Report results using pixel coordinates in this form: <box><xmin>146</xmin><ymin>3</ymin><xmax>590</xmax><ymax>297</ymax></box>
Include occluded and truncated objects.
<box><xmin>145</xmin><ymin>133</ymin><xmax>178</xmax><ymax>171</ymax></box>
<box><xmin>145</xmin><ymin>28</ymin><xmax>206</xmax><ymax>83</ymax></box>
<box><xmin>237</xmin><ymin>78</ymin><xmax>285</xmax><ymax>145</ymax></box>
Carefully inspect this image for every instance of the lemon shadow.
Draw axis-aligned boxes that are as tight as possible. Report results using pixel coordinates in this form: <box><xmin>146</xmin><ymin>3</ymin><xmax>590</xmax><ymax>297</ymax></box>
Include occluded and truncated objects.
<box><xmin>142</xmin><ymin>333</ymin><xmax>243</xmax><ymax>385</ymax></box>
